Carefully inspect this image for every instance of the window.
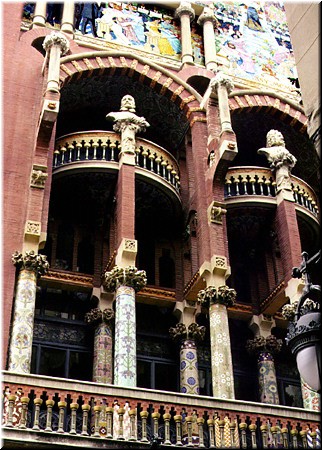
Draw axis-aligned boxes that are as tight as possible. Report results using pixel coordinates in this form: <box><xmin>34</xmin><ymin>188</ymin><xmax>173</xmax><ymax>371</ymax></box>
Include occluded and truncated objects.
<box><xmin>137</xmin><ymin>358</ymin><xmax>178</xmax><ymax>392</ymax></box>
<box><xmin>31</xmin><ymin>288</ymin><xmax>93</xmax><ymax>381</ymax></box>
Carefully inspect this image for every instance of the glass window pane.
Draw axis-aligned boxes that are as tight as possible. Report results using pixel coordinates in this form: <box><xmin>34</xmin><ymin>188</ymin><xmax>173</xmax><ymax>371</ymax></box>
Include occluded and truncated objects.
<box><xmin>39</xmin><ymin>347</ymin><xmax>66</xmax><ymax>378</ymax></box>
<box><xmin>69</xmin><ymin>351</ymin><xmax>93</xmax><ymax>381</ymax></box>
<box><xmin>155</xmin><ymin>363</ymin><xmax>178</xmax><ymax>392</ymax></box>
<box><xmin>137</xmin><ymin>360</ymin><xmax>152</xmax><ymax>389</ymax></box>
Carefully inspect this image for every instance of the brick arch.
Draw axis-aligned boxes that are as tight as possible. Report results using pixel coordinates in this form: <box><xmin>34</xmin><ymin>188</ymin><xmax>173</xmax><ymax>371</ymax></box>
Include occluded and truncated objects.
<box><xmin>59</xmin><ymin>51</ymin><xmax>205</xmax><ymax>123</ymax></box>
<box><xmin>229</xmin><ymin>92</ymin><xmax>308</xmax><ymax>133</ymax></box>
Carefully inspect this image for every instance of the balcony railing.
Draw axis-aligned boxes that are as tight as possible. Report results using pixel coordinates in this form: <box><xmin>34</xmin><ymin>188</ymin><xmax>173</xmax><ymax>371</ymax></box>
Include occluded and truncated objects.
<box><xmin>2</xmin><ymin>372</ymin><xmax>320</xmax><ymax>449</ymax></box>
<box><xmin>54</xmin><ymin>131</ymin><xmax>180</xmax><ymax>192</ymax></box>
<box><xmin>225</xmin><ymin>167</ymin><xmax>319</xmax><ymax>217</ymax></box>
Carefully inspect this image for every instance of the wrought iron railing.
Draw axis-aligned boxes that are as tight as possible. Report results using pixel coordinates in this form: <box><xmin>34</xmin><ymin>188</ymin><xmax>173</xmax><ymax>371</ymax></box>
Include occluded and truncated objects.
<box><xmin>225</xmin><ymin>167</ymin><xmax>319</xmax><ymax>217</ymax></box>
<box><xmin>2</xmin><ymin>372</ymin><xmax>320</xmax><ymax>448</ymax></box>
<box><xmin>54</xmin><ymin>131</ymin><xmax>180</xmax><ymax>192</ymax></box>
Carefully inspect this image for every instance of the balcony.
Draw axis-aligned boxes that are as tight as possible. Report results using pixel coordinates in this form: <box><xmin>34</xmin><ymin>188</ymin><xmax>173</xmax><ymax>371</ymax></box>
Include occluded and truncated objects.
<box><xmin>225</xmin><ymin>167</ymin><xmax>319</xmax><ymax>220</ymax></box>
<box><xmin>54</xmin><ymin>132</ymin><xmax>180</xmax><ymax>195</ymax></box>
<box><xmin>2</xmin><ymin>371</ymin><xmax>320</xmax><ymax>448</ymax></box>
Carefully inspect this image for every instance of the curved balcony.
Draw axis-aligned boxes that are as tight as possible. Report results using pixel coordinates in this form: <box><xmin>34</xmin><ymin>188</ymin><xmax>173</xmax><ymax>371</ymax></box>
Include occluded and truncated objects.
<box><xmin>54</xmin><ymin>131</ymin><xmax>180</xmax><ymax>193</ymax></box>
<box><xmin>225</xmin><ymin>166</ymin><xmax>319</xmax><ymax>219</ymax></box>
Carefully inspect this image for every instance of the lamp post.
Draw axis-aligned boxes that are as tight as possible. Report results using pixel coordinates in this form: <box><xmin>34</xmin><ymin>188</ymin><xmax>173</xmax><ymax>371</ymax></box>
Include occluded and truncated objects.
<box><xmin>285</xmin><ymin>251</ymin><xmax>321</xmax><ymax>393</ymax></box>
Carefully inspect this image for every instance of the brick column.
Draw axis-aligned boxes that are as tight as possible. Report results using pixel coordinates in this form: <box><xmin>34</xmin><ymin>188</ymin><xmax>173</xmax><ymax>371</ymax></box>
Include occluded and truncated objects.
<box><xmin>175</xmin><ymin>1</ymin><xmax>195</xmax><ymax>65</ymax></box>
<box><xmin>257</xmin><ymin>130</ymin><xmax>301</xmax><ymax>290</ymax></box>
<box><xmin>103</xmin><ymin>266</ymin><xmax>147</xmax><ymax>387</ymax></box>
<box><xmin>85</xmin><ymin>307</ymin><xmax>114</xmax><ymax>384</ymax></box>
<box><xmin>8</xmin><ymin>251</ymin><xmax>49</xmax><ymax>373</ymax></box>
<box><xmin>169</xmin><ymin>322</ymin><xmax>205</xmax><ymax>394</ymax></box>
<box><xmin>198</xmin><ymin>285</ymin><xmax>236</xmax><ymax>399</ymax></box>
<box><xmin>246</xmin><ymin>335</ymin><xmax>282</xmax><ymax>404</ymax></box>
<box><xmin>197</xmin><ymin>7</ymin><xmax>219</xmax><ymax>71</ymax></box>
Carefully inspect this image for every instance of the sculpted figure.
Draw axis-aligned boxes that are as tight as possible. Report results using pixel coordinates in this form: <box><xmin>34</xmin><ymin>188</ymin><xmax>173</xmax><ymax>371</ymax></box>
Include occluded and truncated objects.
<box><xmin>106</xmin><ymin>95</ymin><xmax>149</xmax><ymax>155</ymax></box>
<box><xmin>257</xmin><ymin>129</ymin><xmax>297</xmax><ymax>192</ymax></box>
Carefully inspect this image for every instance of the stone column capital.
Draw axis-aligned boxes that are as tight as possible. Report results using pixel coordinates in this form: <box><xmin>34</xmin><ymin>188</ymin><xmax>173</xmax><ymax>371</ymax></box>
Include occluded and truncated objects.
<box><xmin>103</xmin><ymin>265</ymin><xmax>147</xmax><ymax>293</ymax></box>
<box><xmin>175</xmin><ymin>2</ymin><xmax>195</xmax><ymax>21</ymax></box>
<box><xmin>197</xmin><ymin>7</ymin><xmax>219</xmax><ymax>27</ymax></box>
<box><xmin>246</xmin><ymin>335</ymin><xmax>283</xmax><ymax>356</ymax></box>
<box><xmin>169</xmin><ymin>322</ymin><xmax>206</xmax><ymax>342</ymax></box>
<box><xmin>42</xmin><ymin>31</ymin><xmax>70</xmax><ymax>55</ymax></box>
<box><xmin>12</xmin><ymin>250</ymin><xmax>49</xmax><ymax>277</ymax></box>
<box><xmin>85</xmin><ymin>307</ymin><xmax>115</xmax><ymax>326</ymax></box>
<box><xmin>197</xmin><ymin>285</ymin><xmax>236</xmax><ymax>308</ymax></box>
<box><xmin>210</xmin><ymin>72</ymin><xmax>234</xmax><ymax>96</ymax></box>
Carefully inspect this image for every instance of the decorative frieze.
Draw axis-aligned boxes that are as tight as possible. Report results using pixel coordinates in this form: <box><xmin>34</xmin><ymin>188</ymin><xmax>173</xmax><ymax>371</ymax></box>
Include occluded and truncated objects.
<box><xmin>103</xmin><ymin>266</ymin><xmax>147</xmax><ymax>293</ymax></box>
<box><xmin>197</xmin><ymin>285</ymin><xmax>236</xmax><ymax>308</ymax></box>
<box><xmin>12</xmin><ymin>250</ymin><xmax>49</xmax><ymax>277</ymax></box>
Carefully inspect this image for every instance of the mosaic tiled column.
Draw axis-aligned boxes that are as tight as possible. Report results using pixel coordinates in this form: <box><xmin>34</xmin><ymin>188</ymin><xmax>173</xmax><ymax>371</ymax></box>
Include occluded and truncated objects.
<box><xmin>103</xmin><ymin>266</ymin><xmax>147</xmax><ymax>387</ymax></box>
<box><xmin>169</xmin><ymin>322</ymin><xmax>205</xmax><ymax>395</ymax></box>
<box><xmin>198</xmin><ymin>285</ymin><xmax>236</xmax><ymax>399</ymax></box>
<box><xmin>8</xmin><ymin>251</ymin><xmax>49</xmax><ymax>373</ymax></box>
<box><xmin>85</xmin><ymin>308</ymin><xmax>114</xmax><ymax>384</ymax></box>
<box><xmin>246</xmin><ymin>335</ymin><xmax>282</xmax><ymax>404</ymax></box>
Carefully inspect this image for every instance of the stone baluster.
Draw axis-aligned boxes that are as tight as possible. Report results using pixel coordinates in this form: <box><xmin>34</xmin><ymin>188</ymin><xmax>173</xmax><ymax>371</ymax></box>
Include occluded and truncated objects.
<box><xmin>229</xmin><ymin>421</ymin><xmax>237</xmax><ymax>447</ymax></box>
<box><xmin>140</xmin><ymin>410</ymin><xmax>149</xmax><ymax>442</ymax></box>
<box><xmin>310</xmin><ymin>431</ymin><xmax>317</xmax><ymax>448</ymax></box>
<box><xmin>103</xmin><ymin>266</ymin><xmax>146</xmax><ymax>387</ymax></box>
<box><xmin>271</xmin><ymin>426</ymin><xmax>279</xmax><ymax>447</ymax></box>
<box><xmin>92</xmin><ymin>405</ymin><xmax>101</xmax><ymax>437</ymax></box>
<box><xmin>61</xmin><ymin>0</ymin><xmax>75</xmax><ymax>35</ymax></box>
<box><xmin>57</xmin><ymin>401</ymin><xmax>67</xmax><ymax>433</ymax></box>
<box><xmin>169</xmin><ymin>322</ymin><xmax>205</xmax><ymax>395</ymax></box>
<box><xmin>197</xmin><ymin>285</ymin><xmax>236</xmax><ymax>399</ymax></box>
<box><xmin>300</xmin><ymin>430</ymin><xmax>308</xmax><ymax>448</ymax></box>
<box><xmin>197</xmin><ymin>417</ymin><xmax>205</xmax><ymax>448</ymax></box>
<box><xmin>152</xmin><ymin>411</ymin><xmax>160</xmax><ymax>438</ymax></box>
<box><xmin>129</xmin><ymin>409</ymin><xmax>137</xmax><ymax>441</ymax></box>
<box><xmin>42</xmin><ymin>32</ymin><xmax>70</xmax><ymax>93</ymax></box>
<box><xmin>106</xmin><ymin>406</ymin><xmax>114</xmax><ymax>438</ymax></box>
<box><xmin>19</xmin><ymin>397</ymin><xmax>30</xmax><ymax>429</ymax></box>
<box><xmin>175</xmin><ymin>2</ymin><xmax>195</xmax><ymax>65</ymax></box>
<box><xmin>81</xmin><ymin>404</ymin><xmax>91</xmax><ymax>436</ymax></box>
<box><xmin>117</xmin><ymin>407</ymin><xmax>125</xmax><ymax>440</ymax></box>
<box><xmin>218</xmin><ymin>420</ymin><xmax>225</xmax><ymax>448</ymax></box>
<box><xmin>85</xmin><ymin>307</ymin><xmax>114</xmax><ymax>384</ymax></box>
<box><xmin>32</xmin><ymin>398</ymin><xmax>43</xmax><ymax>431</ymax></box>
<box><xmin>8</xmin><ymin>251</ymin><xmax>49</xmax><ymax>373</ymax></box>
<box><xmin>69</xmin><ymin>403</ymin><xmax>79</xmax><ymax>435</ymax></box>
<box><xmin>197</xmin><ymin>7</ymin><xmax>219</xmax><ymax>71</ymax></box>
<box><xmin>174</xmin><ymin>414</ymin><xmax>183</xmax><ymax>446</ymax></box>
<box><xmin>246</xmin><ymin>334</ymin><xmax>282</xmax><ymax>404</ymax></box>
<box><xmin>185</xmin><ymin>415</ymin><xmax>194</xmax><ymax>447</ymax></box>
<box><xmin>209</xmin><ymin>72</ymin><xmax>234</xmax><ymax>134</ymax></box>
<box><xmin>260</xmin><ymin>424</ymin><xmax>269</xmax><ymax>448</ymax></box>
<box><xmin>163</xmin><ymin>413</ymin><xmax>172</xmax><ymax>445</ymax></box>
<box><xmin>291</xmin><ymin>429</ymin><xmax>298</xmax><ymax>448</ymax></box>
<box><xmin>249</xmin><ymin>423</ymin><xmax>257</xmax><ymax>448</ymax></box>
<box><xmin>207</xmin><ymin>419</ymin><xmax>215</xmax><ymax>448</ymax></box>
<box><xmin>281</xmin><ymin>427</ymin><xmax>289</xmax><ymax>448</ymax></box>
<box><xmin>239</xmin><ymin>422</ymin><xmax>247</xmax><ymax>449</ymax></box>
<box><xmin>5</xmin><ymin>395</ymin><xmax>17</xmax><ymax>427</ymax></box>
<box><xmin>45</xmin><ymin>399</ymin><xmax>55</xmax><ymax>432</ymax></box>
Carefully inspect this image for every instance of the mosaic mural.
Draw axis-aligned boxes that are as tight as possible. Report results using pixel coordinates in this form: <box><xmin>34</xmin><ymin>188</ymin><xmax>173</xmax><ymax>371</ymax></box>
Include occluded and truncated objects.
<box><xmin>23</xmin><ymin>2</ymin><xmax>297</xmax><ymax>88</ymax></box>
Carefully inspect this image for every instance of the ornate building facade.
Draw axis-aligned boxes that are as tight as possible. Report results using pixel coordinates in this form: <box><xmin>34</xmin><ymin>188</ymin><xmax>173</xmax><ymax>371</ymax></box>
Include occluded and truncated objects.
<box><xmin>2</xmin><ymin>2</ymin><xmax>320</xmax><ymax>448</ymax></box>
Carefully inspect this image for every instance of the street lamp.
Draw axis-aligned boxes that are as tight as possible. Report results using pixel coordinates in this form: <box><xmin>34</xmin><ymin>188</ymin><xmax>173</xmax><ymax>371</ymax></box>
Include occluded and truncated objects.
<box><xmin>285</xmin><ymin>251</ymin><xmax>321</xmax><ymax>393</ymax></box>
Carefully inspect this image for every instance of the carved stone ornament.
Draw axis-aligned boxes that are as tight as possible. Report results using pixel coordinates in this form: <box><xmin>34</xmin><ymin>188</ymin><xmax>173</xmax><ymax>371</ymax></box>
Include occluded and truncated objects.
<box><xmin>282</xmin><ymin>299</ymin><xmax>319</xmax><ymax>322</ymax></box>
<box><xmin>257</xmin><ymin>130</ymin><xmax>297</xmax><ymax>171</ymax></box>
<box><xmin>103</xmin><ymin>265</ymin><xmax>147</xmax><ymax>293</ymax></box>
<box><xmin>30</xmin><ymin>167</ymin><xmax>48</xmax><ymax>189</ymax></box>
<box><xmin>209</xmin><ymin>202</ymin><xmax>227</xmax><ymax>224</ymax></box>
<box><xmin>12</xmin><ymin>250</ymin><xmax>49</xmax><ymax>276</ymax></box>
<box><xmin>197</xmin><ymin>285</ymin><xmax>236</xmax><ymax>308</ymax></box>
<box><xmin>169</xmin><ymin>322</ymin><xmax>206</xmax><ymax>342</ymax></box>
<box><xmin>85</xmin><ymin>307</ymin><xmax>115</xmax><ymax>325</ymax></box>
<box><xmin>175</xmin><ymin>2</ymin><xmax>195</xmax><ymax>21</ymax></box>
<box><xmin>197</xmin><ymin>7</ymin><xmax>219</xmax><ymax>27</ymax></box>
<box><xmin>42</xmin><ymin>31</ymin><xmax>70</xmax><ymax>55</ymax></box>
<box><xmin>210</xmin><ymin>72</ymin><xmax>234</xmax><ymax>96</ymax></box>
<box><xmin>246</xmin><ymin>335</ymin><xmax>283</xmax><ymax>355</ymax></box>
<box><xmin>25</xmin><ymin>220</ymin><xmax>41</xmax><ymax>236</ymax></box>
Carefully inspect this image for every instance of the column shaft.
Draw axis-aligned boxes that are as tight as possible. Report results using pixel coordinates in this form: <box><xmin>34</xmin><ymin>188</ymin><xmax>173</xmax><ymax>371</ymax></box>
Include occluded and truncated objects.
<box><xmin>61</xmin><ymin>1</ymin><xmax>75</xmax><ymax>35</ymax></box>
<box><xmin>257</xmin><ymin>352</ymin><xmax>279</xmax><ymax>404</ymax></box>
<box><xmin>180</xmin><ymin>339</ymin><xmax>199</xmax><ymax>394</ymax></box>
<box><xmin>203</xmin><ymin>20</ymin><xmax>217</xmax><ymax>71</ymax></box>
<box><xmin>114</xmin><ymin>285</ymin><xmax>137</xmax><ymax>387</ymax></box>
<box><xmin>93</xmin><ymin>322</ymin><xmax>113</xmax><ymax>384</ymax></box>
<box><xmin>32</xmin><ymin>2</ymin><xmax>47</xmax><ymax>27</ymax></box>
<box><xmin>209</xmin><ymin>303</ymin><xmax>235</xmax><ymax>398</ymax></box>
<box><xmin>180</xmin><ymin>14</ymin><xmax>194</xmax><ymax>64</ymax></box>
<box><xmin>217</xmin><ymin>84</ymin><xmax>232</xmax><ymax>132</ymax></box>
<box><xmin>8</xmin><ymin>269</ymin><xmax>37</xmax><ymax>373</ymax></box>
<box><xmin>46</xmin><ymin>45</ymin><xmax>62</xmax><ymax>93</ymax></box>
